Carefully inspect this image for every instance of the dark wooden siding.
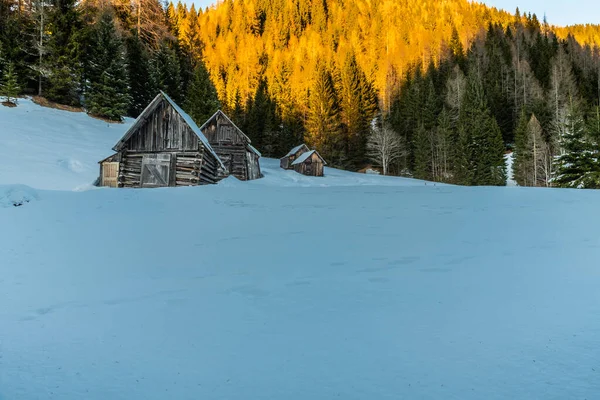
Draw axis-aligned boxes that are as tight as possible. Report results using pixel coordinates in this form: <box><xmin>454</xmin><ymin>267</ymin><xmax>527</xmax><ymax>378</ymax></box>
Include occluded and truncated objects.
<box><xmin>203</xmin><ymin>112</ymin><xmax>261</xmax><ymax>181</ymax></box>
<box><xmin>121</xmin><ymin>99</ymin><xmax>199</xmax><ymax>152</ymax></box>
<box><xmin>280</xmin><ymin>146</ymin><xmax>309</xmax><ymax>170</ymax></box>
<box><xmin>293</xmin><ymin>153</ymin><xmax>324</xmax><ymax>176</ymax></box>
<box><xmin>117</xmin><ymin>148</ymin><xmax>220</xmax><ymax>188</ymax></box>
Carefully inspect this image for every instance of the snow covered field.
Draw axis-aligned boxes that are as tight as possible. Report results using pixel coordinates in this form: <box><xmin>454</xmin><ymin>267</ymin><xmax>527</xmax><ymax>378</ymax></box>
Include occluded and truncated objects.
<box><xmin>1</xmin><ymin>100</ymin><xmax>600</xmax><ymax>399</ymax></box>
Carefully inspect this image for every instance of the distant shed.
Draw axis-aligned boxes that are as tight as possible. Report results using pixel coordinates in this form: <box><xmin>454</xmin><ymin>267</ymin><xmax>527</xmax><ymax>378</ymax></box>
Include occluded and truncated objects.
<box><xmin>280</xmin><ymin>144</ymin><xmax>310</xmax><ymax>169</ymax></box>
<box><xmin>291</xmin><ymin>150</ymin><xmax>327</xmax><ymax>177</ymax></box>
<box><xmin>200</xmin><ymin>110</ymin><xmax>262</xmax><ymax>181</ymax></box>
<box><xmin>98</xmin><ymin>91</ymin><xmax>225</xmax><ymax>188</ymax></box>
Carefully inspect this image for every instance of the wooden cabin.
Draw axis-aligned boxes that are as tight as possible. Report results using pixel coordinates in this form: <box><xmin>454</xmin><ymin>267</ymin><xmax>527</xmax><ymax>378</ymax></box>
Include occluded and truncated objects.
<box><xmin>280</xmin><ymin>144</ymin><xmax>310</xmax><ymax>169</ymax></box>
<box><xmin>199</xmin><ymin>110</ymin><xmax>262</xmax><ymax>181</ymax></box>
<box><xmin>291</xmin><ymin>150</ymin><xmax>327</xmax><ymax>176</ymax></box>
<box><xmin>98</xmin><ymin>91</ymin><xmax>225</xmax><ymax>188</ymax></box>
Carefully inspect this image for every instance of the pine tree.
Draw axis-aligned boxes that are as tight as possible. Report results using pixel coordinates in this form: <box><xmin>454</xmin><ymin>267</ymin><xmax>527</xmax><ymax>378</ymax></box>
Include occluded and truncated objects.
<box><xmin>45</xmin><ymin>0</ymin><xmax>82</xmax><ymax>106</ymax></box>
<box><xmin>554</xmin><ymin>104</ymin><xmax>600</xmax><ymax>188</ymax></box>
<box><xmin>0</xmin><ymin>62</ymin><xmax>20</xmax><ymax>105</ymax></box>
<box><xmin>126</xmin><ymin>33</ymin><xmax>155</xmax><ymax>117</ymax></box>
<box><xmin>0</xmin><ymin>41</ymin><xmax>5</xmax><ymax>79</ymax></box>
<box><xmin>455</xmin><ymin>71</ymin><xmax>506</xmax><ymax>186</ymax></box>
<box><xmin>337</xmin><ymin>53</ymin><xmax>377</xmax><ymax>167</ymax></box>
<box><xmin>513</xmin><ymin>109</ymin><xmax>531</xmax><ymax>185</ymax></box>
<box><xmin>513</xmin><ymin>110</ymin><xmax>549</xmax><ymax>186</ymax></box>
<box><xmin>152</xmin><ymin>40</ymin><xmax>183</xmax><ymax>102</ymax></box>
<box><xmin>306</xmin><ymin>64</ymin><xmax>342</xmax><ymax>163</ymax></box>
<box><xmin>85</xmin><ymin>10</ymin><xmax>130</xmax><ymax>121</ymax></box>
<box><xmin>244</xmin><ymin>78</ymin><xmax>277</xmax><ymax>152</ymax></box>
<box><xmin>413</xmin><ymin>80</ymin><xmax>439</xmax><ymax>180</ymax></box>
<box><xmin>184</xmin><ymin>59</ymin><xmax>221</xmax><ymax>126</ymax></box>
<box><xmin>435</xmin><ymin>108</ymin><xmax>453</xmax><ymax>181</ymax></box>
<box><xmin>449</xmin><ymin>26</ymin><xmax>466</xmax><ymax>70</ymax></box>
<box><xmin>549</xmin><ymin>46</ymin><xmax>580</xmax><ymax>153</ymax></box>
<box><xmin>413</xmin><ymin>123</ymin><xmax>431</xmax><ymax>180</ymax></box>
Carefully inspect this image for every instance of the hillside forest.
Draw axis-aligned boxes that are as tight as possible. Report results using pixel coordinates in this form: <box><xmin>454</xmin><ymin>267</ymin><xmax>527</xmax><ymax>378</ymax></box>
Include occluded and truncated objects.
<box><xmin>1</xmin><ymin>0</ymin><xmax>600</xmax><ymax>187</ymax></box>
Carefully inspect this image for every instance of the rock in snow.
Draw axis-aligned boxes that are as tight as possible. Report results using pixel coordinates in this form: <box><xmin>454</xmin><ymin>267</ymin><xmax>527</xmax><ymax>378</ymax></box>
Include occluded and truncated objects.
<box><xmin>1</xmin><ymin>99</ymin><xmax>600</xmax><ymax>400</ymax></box>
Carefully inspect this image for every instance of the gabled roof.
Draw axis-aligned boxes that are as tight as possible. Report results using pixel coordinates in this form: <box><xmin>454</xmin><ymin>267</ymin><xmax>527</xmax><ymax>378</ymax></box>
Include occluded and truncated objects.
<box><xmin>112</xmin><ymin>92</ymin><xmax>225</xmax><ymax>170</ymax></box>
<box><xmin>247</xmin><ymin>144</ymin><xmax>262</xmax><ymax>157</ymax></box>
<box><xmin>98</xmin><ymin>153</ymin><xmax>119</xmax><ymax>164</ymax></box>
<box><xmin>283</xmin><ymin>144</ymin><xmax>309</xmax><ymax>158</ymax></box>
<box><xmin>199</xmin><ymin>109</ymin><xmax>252</xmax><ymax>144</ymax></box>
<box><xmin>291</xmin><ymin>150</ymin><xmax>327</xmax><ymax>166</ymax></box>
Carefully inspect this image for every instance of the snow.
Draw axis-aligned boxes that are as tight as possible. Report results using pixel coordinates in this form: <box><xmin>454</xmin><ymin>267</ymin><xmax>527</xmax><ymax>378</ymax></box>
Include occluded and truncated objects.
<box><xmin>505</xmin><ymin>152</ymin><xmax>518</xmax><ymax>187</ymax></box>
<box><xmin>283</xmin><ymin>144</ymin><xmax>307</xmax><ymax>158</ymax></box>
<box><xmin>0</xmin><ymin>98</ymin><xmax>134</xmax><ymax>190</ymax></box>
<box><xmin>2</xmin><ymin>100</ymin><xmax>600</xmax><ymax>399</ymax></box>
<box><xmin>291</xmin><ymin>149</ymin><xmax>326</xmax><ymax>166</ymax></box>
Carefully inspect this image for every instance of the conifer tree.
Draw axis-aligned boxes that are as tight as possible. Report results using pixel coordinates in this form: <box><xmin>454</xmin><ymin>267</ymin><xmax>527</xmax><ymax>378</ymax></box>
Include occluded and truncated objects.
<box><xmin>455</xmin><ymin>71</ymin><xmax>506</xmax><ymax>186</ymax></box>
<box><xmin>0</xmin><ymin>62</ymin><xmax>20</xmax><ymax>105</ymax></box>
<box><xmin>0</xmin><ymin>41</ymin><xmax>5</xmax><ymax>79</ymax></box>
<box><xmin>449</xmin><ymin>26</ymin><xmax>466</xmax><ymax>70</ymax></box>
<box><xmin>45</xmin><ymin>0</ymin><xmax>82</xmax><ymax>106</ymax></box>
<box><xmin>85</xmin><ymin>10</ymin><xmax>130</xmax><ymax>121</ymax></box>
<box><xmin>244</xmin><ymin>78</ymin><xmax>278</xmax><ymax>153</ymax></box>
<box><xmin>337</xmin><ymin>53</ymin><xmax>377</xmax><ymax>167</ymax></box>
<box><xmin>413</xmin><ymin>80</ymin><xmax>439</xmax><ymax>180</ymax></box>
<box><xmin>152</xmin><ymin>40</ymin><xmax>183</xmax><ymax>102</ymax></box>
<box><xmin>306</xmin><ymin>64</ymin><xmax>342</xmax><ymax>163</ymax></box>
<box><xmin>184</xmin><ymin>59</ymin><xmax>221</xmax><ymax>126</ymax></box>
<box><xmin>549</xmin><ymin>46</ymin><xmax>580</xmax><ymax>152</ymax></box>
<box><xmin>126</xmin><ymin>33</ymin><xmax>155</xmax><ymax>117</ymax></box>
<box><xmin>413</xmin><ymin>123</ymin><xmax>431</xmax><ymax>180</ymax></box>
<box><xmin>554</xmin><ymin>104</ymin><xmax>600</xmax><ymax>188</ymax></box>
<box><xmin>513</xmin><ymin>109</ymin><xmax>531</xmax><ymax>185</ymax></box>
<box><xmin>513</xmin><ymin>110</ymin><xmax>549</xmax><ymax>186</ymax></box>
<box><xmin>435</xmin><ymin>108</ymin><xmax>453</xmax><ymax>181</ymax></box>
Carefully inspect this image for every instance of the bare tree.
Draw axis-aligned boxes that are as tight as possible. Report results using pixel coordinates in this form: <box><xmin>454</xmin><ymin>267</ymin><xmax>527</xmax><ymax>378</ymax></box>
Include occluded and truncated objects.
<box><xmin>527</xmin><ymin>114</ymin><xmax>551</xmax><ymax>186</ymax></box>
<box><xmin>367</xmin><ymin>122</ymin><xmax>406</xmax><ymax>176</ymax></box>
<box><xmin>29</xmin><ymin>0</ymin><xmax>49</xmax><ymax>96</ymax></box>
<box><xmin>445</xmin><ymin>64</ymin><xmax>466</xmax><ymax>124</ymax></box>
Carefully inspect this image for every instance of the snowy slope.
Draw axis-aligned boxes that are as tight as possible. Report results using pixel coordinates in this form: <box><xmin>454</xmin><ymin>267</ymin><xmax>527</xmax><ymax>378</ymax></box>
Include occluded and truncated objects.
<box><xmin>1</xmin><ymin>101</ymin><xmax>600</xmax><ymax>400</ymax></box>
<box><xmin>0</xmin><ymin>99</ymin><xmax>133</xmax><ymax>190</ymax></box>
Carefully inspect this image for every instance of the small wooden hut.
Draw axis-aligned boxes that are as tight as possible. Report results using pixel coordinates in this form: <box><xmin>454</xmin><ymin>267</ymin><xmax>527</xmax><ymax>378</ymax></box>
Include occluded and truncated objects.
<box><xmin>98</xmin><ymin>91</ymin><xmax>225</xmax><ymax>188</ymax></box>
<box><xmin>280</xmin><ymin>144</ymin><xmax>310</xmax><ymax>169</ymax></box>
<box><xmin>291</xmin><ymin>150</ymin><xmax>327</xmax><ymax>176</ymax></box>
<box><xmin>199</xmin><ymin>110</ymin><xmax>262</xmax><ymax>181</ymax></box>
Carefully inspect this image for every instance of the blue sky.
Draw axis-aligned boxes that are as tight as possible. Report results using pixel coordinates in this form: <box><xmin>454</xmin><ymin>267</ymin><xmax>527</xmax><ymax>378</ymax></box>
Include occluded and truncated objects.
<box><xmin>190</xmin><ymin>0</ymin><xmax>599</xmax><ymax>26</ymax></box>
<box><xmin>483</xmin><ymin>0</ymin><xmax>599</xmax><ymax>26</ymax></box>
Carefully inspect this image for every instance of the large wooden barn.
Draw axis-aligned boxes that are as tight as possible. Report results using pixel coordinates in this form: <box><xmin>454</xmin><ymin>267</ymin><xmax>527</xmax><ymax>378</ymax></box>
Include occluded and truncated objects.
<box><xmin>98</xmin><ymin>92</ymin><xmax>225</xmax><ymax>188</ymax></box>
<box><xmin>280</xmin><ymin>144</ymin><xmax>309</xmax><ymax>169</ymax></box>
<box><xmin>199</xmin><ymin>110</ymin><xmax>262</xmax><ymax>181</ymax></box>
<box><xmin>292</xmin><ymin>150</ymin><xmax>327</xmax><ymax>176</ymax></box>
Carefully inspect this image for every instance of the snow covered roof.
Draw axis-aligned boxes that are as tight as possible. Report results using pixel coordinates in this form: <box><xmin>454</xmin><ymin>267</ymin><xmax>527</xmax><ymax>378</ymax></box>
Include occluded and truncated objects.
<box><xmin>248</xmin><ymin>144</ymin><xmax>261</xmax><ymax>157</ymax></box>
<box><xmin>283</xmin><ymin>144</ymin><xmax>309</xmax><ymax>158</ymax></box>
<box><xmin>199</xmin><ymin>110</ymin><xmax>252</xmax><ymax>144</ymax></box>
<box><xmin>112</xmin><ymin>92</ymin><xmax>225</xmax><ymax>170</ymax></box>
<box><xmin>291</xmin><ymin>150</ymin><xmax>327</xmax><ymax>166</ymax></box>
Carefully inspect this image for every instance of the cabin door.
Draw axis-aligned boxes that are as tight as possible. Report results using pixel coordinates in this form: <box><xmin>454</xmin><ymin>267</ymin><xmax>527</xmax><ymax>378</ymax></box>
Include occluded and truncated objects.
<box><xmin>141</xmin><ymin>154</ymin><xmax>172</xmax><ymax>187</ymax></box>
<box><xmin>305</xmin><ymin>162</ymin><xmax>313</xmax><ymax>176</ymax></box>
<box><xmin>102</xmin><ymin>162</ymin><xmax>119</xmax><ymax>188</ymax></box>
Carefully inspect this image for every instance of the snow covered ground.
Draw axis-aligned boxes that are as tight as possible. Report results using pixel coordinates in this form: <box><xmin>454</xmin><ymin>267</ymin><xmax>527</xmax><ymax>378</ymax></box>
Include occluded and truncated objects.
<box><xmin>0</xmin><ymin>99</ymin><xmax>133</xmax><ymax>190</ymax></box>
<box><xmin>1</xmin><ymin>100</ymin><xmax>600</xmax><ymax>399</ymax></box>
